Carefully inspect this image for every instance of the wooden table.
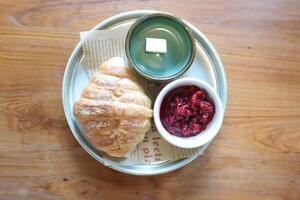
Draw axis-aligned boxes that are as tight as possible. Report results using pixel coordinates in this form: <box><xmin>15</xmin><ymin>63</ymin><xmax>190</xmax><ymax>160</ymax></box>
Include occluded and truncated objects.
<box><xmin>1</xmin><ymin>0</ymin><xmax>300</xmax><ymax>199</ymax></box>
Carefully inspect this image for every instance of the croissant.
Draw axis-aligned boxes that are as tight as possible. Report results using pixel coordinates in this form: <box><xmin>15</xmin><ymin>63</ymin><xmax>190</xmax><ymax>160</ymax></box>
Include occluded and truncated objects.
<box><xmin>73</xmin><ymin>57</ymin><xmax>152</xmax><ymax>157</ymax></box>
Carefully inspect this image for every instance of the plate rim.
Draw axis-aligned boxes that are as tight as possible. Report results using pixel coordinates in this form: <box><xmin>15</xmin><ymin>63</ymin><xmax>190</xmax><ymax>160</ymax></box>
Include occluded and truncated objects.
<box><xmin>62</xmin><ymin>10</ymin><xmax>227</xmax><ymax>176</ymax></box>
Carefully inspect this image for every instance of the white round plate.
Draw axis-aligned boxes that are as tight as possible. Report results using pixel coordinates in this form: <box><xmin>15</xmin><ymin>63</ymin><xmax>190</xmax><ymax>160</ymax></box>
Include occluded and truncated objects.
<box><xmin>62</xmin><ymin>10</ymin><xmax>227</xmax><ymax>175</ymax></box>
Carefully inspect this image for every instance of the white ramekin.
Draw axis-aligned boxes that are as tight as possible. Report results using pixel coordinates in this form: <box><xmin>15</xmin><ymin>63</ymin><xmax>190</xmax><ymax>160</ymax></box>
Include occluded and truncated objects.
<box><xmin>154</xmin><ymin>78</ymin><xmax>224</xmax><ymax>148</ymax></box>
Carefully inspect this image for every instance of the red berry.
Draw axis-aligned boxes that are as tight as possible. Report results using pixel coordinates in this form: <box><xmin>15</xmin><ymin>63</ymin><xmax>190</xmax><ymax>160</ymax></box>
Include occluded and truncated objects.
<box><xmin>200</xmin><ymin>100</ymin><xmax>214</xmax><ymax>113</ymax></box>
<box><xmin>201</xmin><ymin>113</ymin><xmax>209</xmax><ymax>124</ymax></box>
<box><xmin>182</xmin><ymin>127</ymin><xmax>189</xmax><ymax>136</ymax></box>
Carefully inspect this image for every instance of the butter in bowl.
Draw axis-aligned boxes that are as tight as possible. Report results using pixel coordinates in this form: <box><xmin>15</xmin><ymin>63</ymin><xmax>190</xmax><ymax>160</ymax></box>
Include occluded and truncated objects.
<box><xmin>125</xmin><ymin>13</ymin><xmax>196</xmax><ymax>82</ymax></box>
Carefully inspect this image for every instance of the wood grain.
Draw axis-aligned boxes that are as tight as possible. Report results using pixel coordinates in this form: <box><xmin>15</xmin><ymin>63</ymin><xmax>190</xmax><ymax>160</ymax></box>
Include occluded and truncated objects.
<box><xmin>0</xmin><ymin>0</ymin><xmax>300</xmax><ymax>199</ymax></box>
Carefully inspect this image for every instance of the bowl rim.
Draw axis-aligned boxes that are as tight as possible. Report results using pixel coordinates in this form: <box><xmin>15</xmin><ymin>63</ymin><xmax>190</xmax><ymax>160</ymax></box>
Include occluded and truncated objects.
<box><xmin>125</xmin><ymin>12</ymin><xmax>196</xmax><ymax>82</ymax></box>
<box><xmin>153</xmin><ymin>78</ymin><xmax>224</xmax><ymax>148</ymax></box>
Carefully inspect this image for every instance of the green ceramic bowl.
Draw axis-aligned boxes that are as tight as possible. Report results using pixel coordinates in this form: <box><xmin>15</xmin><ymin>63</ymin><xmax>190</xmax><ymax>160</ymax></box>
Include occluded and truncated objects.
<box><xmin>125</xmin><ymin>13</ymin><xmax>195</xmax><ymax>82</ymax></box>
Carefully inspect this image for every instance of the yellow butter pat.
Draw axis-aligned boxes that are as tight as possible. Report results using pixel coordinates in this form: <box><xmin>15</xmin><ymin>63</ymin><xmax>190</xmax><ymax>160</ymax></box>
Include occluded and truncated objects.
<box><xmin>145</xmin><ymin>38</ymin><xmax>167</xmax><ymax>54</ymax></box>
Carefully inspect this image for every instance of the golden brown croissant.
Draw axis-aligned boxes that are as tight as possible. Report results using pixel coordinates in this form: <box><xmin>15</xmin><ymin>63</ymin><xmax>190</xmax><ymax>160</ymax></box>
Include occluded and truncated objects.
<box><xmin>73</xmin><ymin>57</ymin><xmax>152</xmax><ymax>157</ymax></box>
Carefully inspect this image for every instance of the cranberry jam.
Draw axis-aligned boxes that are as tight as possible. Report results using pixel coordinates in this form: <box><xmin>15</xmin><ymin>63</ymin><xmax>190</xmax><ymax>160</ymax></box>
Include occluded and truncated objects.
<box><xmin>160</xmin><ymin>85</ymin><xmax>215</xmax><ymax>137</ymax></box>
